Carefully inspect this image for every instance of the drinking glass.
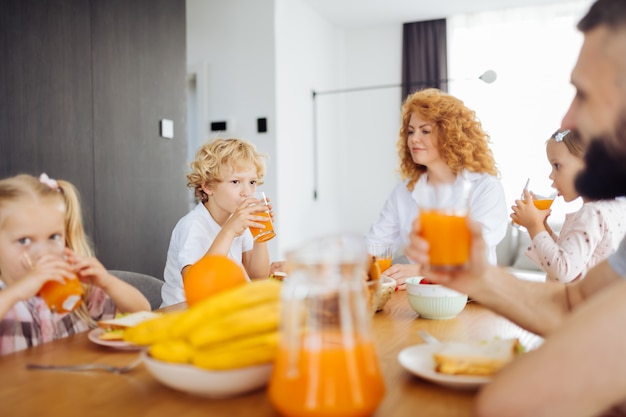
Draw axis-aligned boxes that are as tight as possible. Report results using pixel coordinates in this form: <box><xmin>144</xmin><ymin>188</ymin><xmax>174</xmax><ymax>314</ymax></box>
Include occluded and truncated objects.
<box><xmin>512</xmin><ymin>178</ymin><xmax>557</xmax><ymax>227</ymax></box>
<box><xmin>22</xmin><ymin>241</ymin><xmax>83</xmax><ymax>313</ymax></box>
<box><xmin>248</xmin><ymin>191</ymin><xmax>276</xmax><ymax>242</ymax></box>
<box><xmin>416</xmin><ymin>178</ymin><xmax>472</xmax><ymax>272</ymax></box>
<box><xmin>367</xmin><ymin>242</ymin><xmax>393</xmax><ymax>274</ymax></box>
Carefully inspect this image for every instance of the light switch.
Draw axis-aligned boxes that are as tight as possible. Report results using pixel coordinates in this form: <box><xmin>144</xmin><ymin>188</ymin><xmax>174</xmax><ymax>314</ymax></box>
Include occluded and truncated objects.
<box><xmin>160</xmin><ymin>119</ymin><xmax>174</xmax><ymax>139</ymax></box>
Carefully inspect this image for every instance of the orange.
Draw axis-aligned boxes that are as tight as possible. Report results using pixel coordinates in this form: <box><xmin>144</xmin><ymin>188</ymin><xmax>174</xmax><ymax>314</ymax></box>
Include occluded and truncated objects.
<box><xmin>183</xmin><ymin>255</ymin><xmax>247</xmax><ymax>306</ymax></box>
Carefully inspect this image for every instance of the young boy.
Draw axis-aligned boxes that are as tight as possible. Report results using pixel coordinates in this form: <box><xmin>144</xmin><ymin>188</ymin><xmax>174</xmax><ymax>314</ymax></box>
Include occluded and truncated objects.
<box><xmin>161</xmin><ymin>138</ymin><xmax>271</xmax><ymax>306</ymax></box>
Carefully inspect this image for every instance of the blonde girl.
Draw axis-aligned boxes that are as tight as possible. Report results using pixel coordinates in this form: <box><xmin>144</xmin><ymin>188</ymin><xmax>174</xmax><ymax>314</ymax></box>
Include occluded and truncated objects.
<box><xmin>161</xmin><ymin>138</ymin><xmax>272</xmax><ymax>306</ymax></box>
<box><xmin>0</xmin><ymin>174</ymin><xmax>150</xmax><ymax>355</ymax></box>
<box><xmin>512</xmin><ymin>129</ymin><xmax>626</xmax><ymax>282</ymax></box>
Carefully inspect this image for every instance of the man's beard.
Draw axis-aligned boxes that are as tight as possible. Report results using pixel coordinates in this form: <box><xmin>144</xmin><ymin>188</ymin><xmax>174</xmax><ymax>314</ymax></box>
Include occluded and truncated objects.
<box><xmin>575</xmin><ymin>117</ymin><xmax>626</xmax><ymax>200</ymax></box>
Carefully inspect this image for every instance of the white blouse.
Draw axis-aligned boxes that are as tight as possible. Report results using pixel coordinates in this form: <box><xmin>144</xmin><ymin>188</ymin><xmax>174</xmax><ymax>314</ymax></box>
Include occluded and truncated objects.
<box><xmin>366</xmin><ymin>170</ymin><xmax>509</xmax><ymax>265</ymax></box>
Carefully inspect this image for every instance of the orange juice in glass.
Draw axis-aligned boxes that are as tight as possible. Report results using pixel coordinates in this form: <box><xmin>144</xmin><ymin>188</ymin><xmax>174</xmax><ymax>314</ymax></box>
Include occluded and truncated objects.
<box><xmin>512</xmin><ymin>180</ymin><xmax>557</xmax><ymax>226</ymax></box>
<box><xmin>39</xmin><ymin>275</ymin><xmax>84</xmax><ymax>313</ymax></box>
<box><xmin>23</xmin><ymin>244</ymin><xmax>84</xmax><ymax>313</ymax></box>
<box><xmin>416</xmin><ymin>179</ymin><xmax>472</xmax><ymax>272</ymax></box>
<box><xmin>248</xmin><ymin>191</ymin><xmax>276</xmax><ymax>242</ymax></box>
<box><xmin>367</xmin><ymin>243</ymin><xmax>392</xmax><ymax>274</ymax></box>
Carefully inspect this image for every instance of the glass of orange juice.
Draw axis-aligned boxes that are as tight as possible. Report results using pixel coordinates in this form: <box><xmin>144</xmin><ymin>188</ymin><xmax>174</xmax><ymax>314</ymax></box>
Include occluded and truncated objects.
<box><xmin>416</xmin><ymin>178</ymin><xmax>472</xmax><ymax>273</ymax></box>
<box><xmin>248</xmin><ymin>191</ymin><xmax>276</xmax><ymax>242</ymax></box>
<box><xmin>512</xmin><ymin>178</ymin><xmax>557</xmax><ymax>227</ymax></box>
<box><xmin>23</xmin><ymin>243</ymin><xmax>83</xmax><ymax>313</ymax></box>
<box><xmin>367</xmin><ymin>242</ymin><xmax>393</xmax><ymax>274</ymax></box>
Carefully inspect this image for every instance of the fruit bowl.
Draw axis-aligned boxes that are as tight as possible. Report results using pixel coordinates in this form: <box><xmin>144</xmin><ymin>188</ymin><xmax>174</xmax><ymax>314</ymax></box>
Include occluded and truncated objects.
<box><xmin>405</xmin><ymin>277</ymin><xmax>468</xmax><ymax>319</ymax></box>
<box><xmin>141</xmin><ymin>351</ymin><xmax>273</xmax><ymax>398</ymax></box>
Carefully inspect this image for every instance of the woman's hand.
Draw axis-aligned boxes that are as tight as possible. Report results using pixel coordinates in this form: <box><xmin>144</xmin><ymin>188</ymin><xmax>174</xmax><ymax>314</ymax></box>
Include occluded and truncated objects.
<box><xmin>381</xmin><ymin>263</ymin><xmax>421</xmax><ymax>290</ymax></box>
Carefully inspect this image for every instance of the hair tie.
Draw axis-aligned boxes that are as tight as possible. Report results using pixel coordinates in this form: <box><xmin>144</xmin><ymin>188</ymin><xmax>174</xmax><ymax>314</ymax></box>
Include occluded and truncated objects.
<box><xmin>39</xmin><ymin>173</ymin><xmax>59</xmax><ymax>190</ymax></box>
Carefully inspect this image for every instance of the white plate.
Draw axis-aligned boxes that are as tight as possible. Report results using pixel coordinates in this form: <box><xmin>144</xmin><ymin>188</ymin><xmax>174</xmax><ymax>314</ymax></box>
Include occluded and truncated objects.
<box><xmin>141</xmin><ymin>351</ymin><xmax>273</xmax><ymax>398</ymax></box>
<box><xmin>87</xmin><ymin>328</ymin><xmax>145</xmax><ymax>351</ymax></box>
<box><xmin>398</xmin><ymin>343</ymin><xmax>491</xmax><ymax>390</ymax></box>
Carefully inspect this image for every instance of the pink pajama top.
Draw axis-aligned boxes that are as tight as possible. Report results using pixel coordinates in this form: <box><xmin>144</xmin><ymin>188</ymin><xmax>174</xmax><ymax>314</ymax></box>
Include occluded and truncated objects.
<box><xmin>525</xmin><ymin>199</ymin><xmax>626</xmax><ymax>283</ymax></box>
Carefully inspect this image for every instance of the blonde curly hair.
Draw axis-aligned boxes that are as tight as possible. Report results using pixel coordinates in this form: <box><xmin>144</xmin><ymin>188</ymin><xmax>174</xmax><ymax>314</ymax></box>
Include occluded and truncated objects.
<box><xmin>398</xmin><ymin>88</ymin><xmax>498</xmax><ymax>191</ymax></box>
<box><xmin>187</xmin><ymin>138</ymin><xmax>267</xmax><ymax>202</ymax></box>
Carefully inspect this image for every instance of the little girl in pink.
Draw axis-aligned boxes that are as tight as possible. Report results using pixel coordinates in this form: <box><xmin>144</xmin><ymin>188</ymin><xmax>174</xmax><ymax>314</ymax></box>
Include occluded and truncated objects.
<box><xmin>511</xmin><ymin>129</ymin><xmax>626</xmax><ymax>283</ymax></box>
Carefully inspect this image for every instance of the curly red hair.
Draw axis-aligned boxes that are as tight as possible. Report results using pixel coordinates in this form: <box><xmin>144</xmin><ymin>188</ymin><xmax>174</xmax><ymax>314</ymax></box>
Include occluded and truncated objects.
<box><xmin>398</xmin><ymin>88</ymin><xmax>498</xmax><ymax>190</ymax></box>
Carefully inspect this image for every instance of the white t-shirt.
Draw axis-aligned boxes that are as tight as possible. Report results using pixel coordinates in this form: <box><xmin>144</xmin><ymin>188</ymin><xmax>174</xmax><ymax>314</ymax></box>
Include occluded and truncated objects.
<box><xmin>366</xmin><ymin>170</ymin><xmax>508</xmax><ymax>265</ymax></box>
<box><xmin>160</xmin><ymin>203</ymin><xmax>253</xmax><ymax>307</ymax></box>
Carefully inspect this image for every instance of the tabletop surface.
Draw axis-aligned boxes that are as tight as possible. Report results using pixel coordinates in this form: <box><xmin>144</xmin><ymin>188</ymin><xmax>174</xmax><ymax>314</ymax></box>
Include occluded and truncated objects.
<box><xmin>0</xmin><ymin>290</ymin><xmax>542</xmax><ymax>417</ymax></box>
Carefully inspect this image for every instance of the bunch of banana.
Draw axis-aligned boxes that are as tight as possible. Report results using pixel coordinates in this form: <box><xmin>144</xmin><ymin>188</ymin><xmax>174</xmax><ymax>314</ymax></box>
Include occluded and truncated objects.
<box><xmin>124</xmin><ymin>279</ymin><xmax>282</xmax><ymax>370</ymax></box>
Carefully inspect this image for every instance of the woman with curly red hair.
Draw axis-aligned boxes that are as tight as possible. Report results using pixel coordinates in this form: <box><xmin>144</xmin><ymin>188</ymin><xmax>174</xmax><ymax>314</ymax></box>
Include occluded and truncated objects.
<box><xmin>367</xmin><ymin>88</ymin><xmax>508</xmax><ymax>288</ymax></box>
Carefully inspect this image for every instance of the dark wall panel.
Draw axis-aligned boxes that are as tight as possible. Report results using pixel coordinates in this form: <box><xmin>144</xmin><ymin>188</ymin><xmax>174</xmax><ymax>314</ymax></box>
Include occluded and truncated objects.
<box><xmin>91</xmin><ymin>0</ymin><xmax>188</xmax><ymax>277</ymax></box>
<box><xmin>0</xmin><ymin>0</ymin><xmax>95</xmax><ymax>235</ymax></box>
<box><xmin>0</xmin><ymin>0</ymin><xmax>188</xmax><ymax>279</ymax></box>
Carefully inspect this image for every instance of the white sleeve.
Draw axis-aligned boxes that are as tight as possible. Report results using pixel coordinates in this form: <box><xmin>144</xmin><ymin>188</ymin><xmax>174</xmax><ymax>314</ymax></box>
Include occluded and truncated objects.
<box><xmin>468</xmin><ymin>176</ymin><xmax>509</xmax><ymax>264</ymax></box>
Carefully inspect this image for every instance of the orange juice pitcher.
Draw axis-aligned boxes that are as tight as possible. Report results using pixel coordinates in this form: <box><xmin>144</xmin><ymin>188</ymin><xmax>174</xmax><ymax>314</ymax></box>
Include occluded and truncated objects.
<box><xmin>268</xmin><ymin>234</ymin><xmax>385</xmax><ymax>417</ymax></box>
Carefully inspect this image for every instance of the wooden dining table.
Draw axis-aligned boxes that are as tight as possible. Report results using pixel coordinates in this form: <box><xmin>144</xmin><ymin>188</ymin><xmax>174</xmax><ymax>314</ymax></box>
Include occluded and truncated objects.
<box><xmin>1</xmin><ymin>290</ymin><xmax>542</xmax><ymax>417</ymax></box>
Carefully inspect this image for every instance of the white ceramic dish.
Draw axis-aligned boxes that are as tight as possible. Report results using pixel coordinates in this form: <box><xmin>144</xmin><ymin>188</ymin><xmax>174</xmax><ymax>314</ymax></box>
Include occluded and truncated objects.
<box><xmin>398</xmin><ymin>343</ymin><xmax>491</xmax><ymax>390</ymax></box>
<box><xmin>405</xmin><ymin>277</ymin><xmax>468</xmax><ymax>319</ymax></box>
<box><xmin>141</xmin><ymin>351</ymin><xmax>273</xmax><ymax>398</ymax></box>
<box><xmin>88</xmin><ymin>328</ymin><xmax>145</xmax><ymax>351</ymax></box>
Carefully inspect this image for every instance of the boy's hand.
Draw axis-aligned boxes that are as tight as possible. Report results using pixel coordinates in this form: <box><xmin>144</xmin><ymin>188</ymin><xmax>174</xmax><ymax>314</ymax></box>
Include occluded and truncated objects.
<box><xmin>223</xmin><ymin>196</ymin><xmax>271</xmax><ymax>237</ymax></box>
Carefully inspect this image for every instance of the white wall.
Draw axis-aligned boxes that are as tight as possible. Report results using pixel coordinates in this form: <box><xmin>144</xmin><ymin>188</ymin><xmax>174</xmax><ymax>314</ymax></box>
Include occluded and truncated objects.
<box><xmin>186</xmin><ymin>0</ymin><xmax>279</xmax><ymax>256</ymax></box>
<box><xmin>186</xmin><ymin>0</ymin><xmax>594</xmax><ymax>262</ymax></box>
<box><xmin>274</xmin><ymin>0</ymin><xmax>345</xmax><ymax>257</ymax></box>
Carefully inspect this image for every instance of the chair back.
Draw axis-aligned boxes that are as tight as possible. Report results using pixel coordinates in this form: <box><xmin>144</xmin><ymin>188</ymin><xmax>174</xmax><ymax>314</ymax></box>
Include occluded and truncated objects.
<box><xmin>108</xmin><ymin>270</ymin><xmax>164</xmax><ymax>310</ymax></box>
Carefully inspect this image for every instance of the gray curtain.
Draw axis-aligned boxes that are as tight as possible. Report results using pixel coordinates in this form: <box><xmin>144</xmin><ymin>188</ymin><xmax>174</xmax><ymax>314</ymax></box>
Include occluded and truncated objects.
<box><xmin>402</xmin><ymin>19</ymin><xmax>448</xmax><ymax>101</ymax></box>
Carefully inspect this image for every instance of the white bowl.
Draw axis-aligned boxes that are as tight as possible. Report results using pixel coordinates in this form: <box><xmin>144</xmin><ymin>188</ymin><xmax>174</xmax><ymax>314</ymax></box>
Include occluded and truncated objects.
<box><xmin>377</xmin><ymin>276</ymin><xmax>397</xmax><ymax>311</ymax></box>
<box><xmin>141</xmin><ymin>351</ymin><xmax>273</xmax><ymax>398</ymax></box>
<box><xmin>405</xmin><ymin>277</ymin><xmax>468</xmax><ymax>319</ymax></box>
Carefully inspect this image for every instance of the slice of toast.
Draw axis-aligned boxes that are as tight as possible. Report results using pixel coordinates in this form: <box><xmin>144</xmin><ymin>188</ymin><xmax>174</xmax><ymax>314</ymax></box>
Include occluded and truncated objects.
<box><xmin>433</xmin><ymin>338</ymin><xmax>522</xmax><ymax>377</ymax></box>
<box><xmin>98</xmin><ymin>311</ymin><xmax>161</xmax><ymax>331</ymax></box>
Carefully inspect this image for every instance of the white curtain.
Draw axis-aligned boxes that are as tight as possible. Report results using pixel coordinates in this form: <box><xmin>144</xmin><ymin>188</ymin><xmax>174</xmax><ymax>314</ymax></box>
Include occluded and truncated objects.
<box><xmin>447</xmin><ymin>0</ymin><xmax>594</xmax><ymax>223</ymax></box>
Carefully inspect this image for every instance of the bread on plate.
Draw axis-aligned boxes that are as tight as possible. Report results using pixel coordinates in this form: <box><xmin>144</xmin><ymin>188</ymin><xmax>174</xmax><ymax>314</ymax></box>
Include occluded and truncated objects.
<box><xmin>97</xmin><ymin>311</ymin><xmax>161</xmax><ymax>341</ymax></box>
<box><xmin>433</xmin><ymin>338</ymin><xmax>522</xmax><ymax>377</ymax></box>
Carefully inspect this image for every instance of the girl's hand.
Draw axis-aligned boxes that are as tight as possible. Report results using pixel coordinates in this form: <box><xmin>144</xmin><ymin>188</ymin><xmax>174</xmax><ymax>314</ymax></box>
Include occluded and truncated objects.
<box><xmin>66</xmin><ymin>249</ymin><xmax>114</xmax><ymax>289</ymax></box>
<box><xmin>510</xmin><ymin>189</ymin><xmax>550</xmax><ymax>234</ymax></box>
<box><xmin>223</xmin><ymin>196</ymin><xmax>271</xmax><ymax>237</ymax></box>
<box><xmin>9</xmin><ymin>254</ymin><xmax>72</xmax><ymax>301</ymax></box>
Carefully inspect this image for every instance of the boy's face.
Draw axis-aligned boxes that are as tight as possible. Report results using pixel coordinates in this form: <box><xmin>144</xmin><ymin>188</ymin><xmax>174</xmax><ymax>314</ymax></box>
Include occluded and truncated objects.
<box><xmin>0</xmin><ymin>199</ymin><xmax>65</xmax><ymax>284</ymax></box>
<box><xmin>202</xmin><ymin>164</ymin><xmax>259</xmax><ymax>220</ymax></box>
